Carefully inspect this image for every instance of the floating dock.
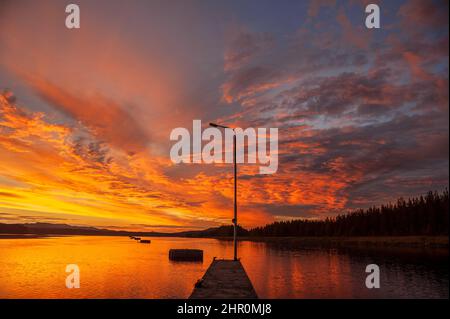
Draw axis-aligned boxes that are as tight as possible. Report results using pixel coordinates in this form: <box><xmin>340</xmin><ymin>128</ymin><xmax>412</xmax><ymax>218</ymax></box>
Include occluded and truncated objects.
<box><xmin>169</xmin><ymin>249</ymin><xmax>203</xmax><ymax>261</ymax></box>
<box><xmin>189</xmin><ymin>259</ymin><xmax>258</xmax><ymax>299</ymax></box>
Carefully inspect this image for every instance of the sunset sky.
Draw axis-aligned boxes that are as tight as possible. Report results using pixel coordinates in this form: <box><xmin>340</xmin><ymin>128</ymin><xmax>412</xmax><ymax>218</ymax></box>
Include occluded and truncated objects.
<box><xmin>0</xmin><ymin>0</ymin><xmax>448</xmax><ymax>232</ymax></box>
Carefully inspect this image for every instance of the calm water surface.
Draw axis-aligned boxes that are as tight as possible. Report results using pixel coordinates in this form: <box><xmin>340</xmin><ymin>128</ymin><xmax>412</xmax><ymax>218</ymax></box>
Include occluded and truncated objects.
<box><xmin>0</xmin><ymin>236</ymin><xmax>448</xmax><ymax>298</ymax></box>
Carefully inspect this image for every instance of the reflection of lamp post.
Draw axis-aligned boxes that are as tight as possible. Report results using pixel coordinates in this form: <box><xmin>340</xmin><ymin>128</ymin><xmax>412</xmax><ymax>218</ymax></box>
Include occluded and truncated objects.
<box><xmin>209</xmin><ymin>122</ymin><xmax>238</xmax><ymax>261</ymax></box>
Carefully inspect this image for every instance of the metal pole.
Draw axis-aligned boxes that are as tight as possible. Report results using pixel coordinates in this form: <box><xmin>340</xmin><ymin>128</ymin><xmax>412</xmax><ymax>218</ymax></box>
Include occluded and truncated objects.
<box><xmin>233</xmin><ymin>133</ymin><xmax>237</xmax><ymax>261</ymax></box>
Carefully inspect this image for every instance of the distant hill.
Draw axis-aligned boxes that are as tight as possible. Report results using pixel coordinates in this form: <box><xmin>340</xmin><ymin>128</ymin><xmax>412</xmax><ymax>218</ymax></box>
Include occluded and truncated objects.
<box><xmin>0</xmin><ymin>222</ymin><xmax>245</xmax><ymax>238</ymax></box>
<box><xmin>175</xmin><ymin>225</ymin><xmax>249</xmax><ymax>237</ymax></box>
<box><xmin>0</xmin><ymin>222</ymin><xmax>168</xmax><ymax>237</ymax></box>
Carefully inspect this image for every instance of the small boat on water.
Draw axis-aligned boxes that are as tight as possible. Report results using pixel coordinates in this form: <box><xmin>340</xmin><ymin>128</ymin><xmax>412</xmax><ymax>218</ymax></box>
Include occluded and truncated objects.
<box><xmin>139</xmin><ymin>239</ymin><xmax>151</xmax><ymax>244</ymax></box>
<box><xmin>134</xmin><ymin>237</ymin><xmax>141</xmax><ymax>240</ymax></box>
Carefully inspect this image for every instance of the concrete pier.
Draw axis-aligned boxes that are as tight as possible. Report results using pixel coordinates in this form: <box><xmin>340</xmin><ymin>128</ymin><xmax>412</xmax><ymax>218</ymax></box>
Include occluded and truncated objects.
<box><xmin>189</xmin><ymin>259</ymin><xmax>258</xmax><ymax>299</ymax></box>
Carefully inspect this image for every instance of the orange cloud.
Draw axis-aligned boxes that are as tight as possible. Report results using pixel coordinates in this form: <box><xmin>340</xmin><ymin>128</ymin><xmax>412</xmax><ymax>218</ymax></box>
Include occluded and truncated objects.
<box><xmin>0</xmin><ymin>91</ymin><xmax>278</xmax><ymax>230</ymax></box>
<box><xmin>27</xmin><ymin>76</ymin><xmax>149</xmax><ymax>155</ymax></box>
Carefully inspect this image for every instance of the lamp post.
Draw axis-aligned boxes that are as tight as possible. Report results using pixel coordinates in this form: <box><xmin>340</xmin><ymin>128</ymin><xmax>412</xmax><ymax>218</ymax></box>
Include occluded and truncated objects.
<box><xmin>209</xmin><ymin>122</ymin><xmax>238</xmax><ymax>261</ymax></box>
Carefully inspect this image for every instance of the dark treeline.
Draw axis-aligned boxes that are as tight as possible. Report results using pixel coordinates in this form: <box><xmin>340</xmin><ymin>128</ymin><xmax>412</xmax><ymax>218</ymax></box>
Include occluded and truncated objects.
<box><xmin>249</xmin><ymin>190</ymin><xmax>449</xmax><ymax>237</ymax></box>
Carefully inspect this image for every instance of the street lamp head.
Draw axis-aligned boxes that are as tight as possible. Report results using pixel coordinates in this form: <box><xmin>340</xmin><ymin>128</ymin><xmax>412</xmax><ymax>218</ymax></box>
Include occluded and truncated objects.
<box><xmin>209</xmin><ymin>122</ymin><xmax>231</xmax><ymax>129</ymax></box>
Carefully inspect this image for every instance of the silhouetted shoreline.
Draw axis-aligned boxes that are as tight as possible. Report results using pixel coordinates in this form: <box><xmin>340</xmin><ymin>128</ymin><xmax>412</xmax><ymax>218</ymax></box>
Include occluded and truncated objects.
<box><xmin>0</xmin><ymin>234</ymin><xmax>58</xmax><ymax>239</ymax></box>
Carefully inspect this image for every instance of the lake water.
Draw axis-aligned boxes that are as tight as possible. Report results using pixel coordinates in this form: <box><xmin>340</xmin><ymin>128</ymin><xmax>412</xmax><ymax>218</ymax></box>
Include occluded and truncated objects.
<box><xmin>0</xmin><ymin>236</ymin><xmax>448</xmax><ymax>298</ymax></box>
